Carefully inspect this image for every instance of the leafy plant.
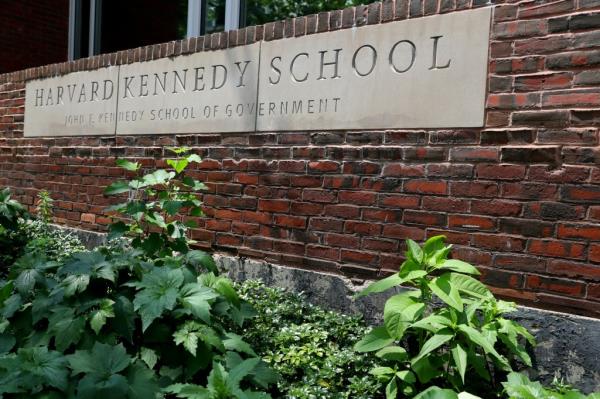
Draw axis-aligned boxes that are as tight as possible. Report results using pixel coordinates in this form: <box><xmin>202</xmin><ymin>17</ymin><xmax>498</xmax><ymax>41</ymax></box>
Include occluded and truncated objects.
<box><xmin>0</xmin><ymin>188</ymin><xmax>30</xmax><ymax>270</ymax></box>
<box><xmin>104</xmin><ymin>147</ymin><xmax>206</xmax><ymax>257</ymax></box>
<box><xmin>237</xmin><ymin>280</ymin><xmax>381</xmax><ymax>399</ymax></box>
<box><xmin>35</xmin><ymin>190</ymin><xmax>53</xmax><ymax>224</ymax></box>
<box><xmin>502</xmin><ymin>372</ymin><xmax>600</xmax><ymax>399</ymax></box>
<box><xmin>355</xmin><ymin>236</ymin><xmax>535</xmax><ymax>398</ymax></box>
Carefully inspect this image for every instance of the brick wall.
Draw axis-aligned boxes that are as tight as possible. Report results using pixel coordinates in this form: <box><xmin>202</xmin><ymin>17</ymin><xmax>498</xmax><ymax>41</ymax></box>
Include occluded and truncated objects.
<box><xmin>0</xmin><ymin>0</ymin><xmax>69</xmax><ymax>74</ymax></box>
<box><xmin>1</xmin><ymin>0</ymin><xmax>599</xmax><ymax>317</ymax></box>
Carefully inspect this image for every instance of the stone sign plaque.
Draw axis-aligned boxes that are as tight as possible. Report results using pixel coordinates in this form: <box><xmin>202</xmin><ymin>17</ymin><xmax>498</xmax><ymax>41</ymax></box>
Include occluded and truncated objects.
<box><xmin>24</xmin><ymin>67</ymin><xmax>119</xmax><ymax>137</ymax></box>
<box><xmin>116</xmin><ymin>43</ymin><xmax>260</xmax><ymax>135</ymax></box>
<box><xmin>256</xmin><ymin>7</ymin><xmax>492</xmax><ymax>131</ymax></box>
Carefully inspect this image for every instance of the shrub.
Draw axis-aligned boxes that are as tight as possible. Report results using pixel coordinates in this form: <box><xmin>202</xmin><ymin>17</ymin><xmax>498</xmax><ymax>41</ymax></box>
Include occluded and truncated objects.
<box><xmin>0</xmin><ymin>188</ymin><xmax>29</xmax><ymax>270</ymax></box>
<box><xmin>502</xmin><ymin>372</ymin><xmax>600</xmax><ymax>399</ymax></box>
<box><xmin>237</xmin><ymin>280</ymin><xmax>381</xmax><ymax>399</ymax></box>
<box><xmin>355</xmin><ymin>236</ymin><xmax>535</xmax><ymax>398</ymax></box>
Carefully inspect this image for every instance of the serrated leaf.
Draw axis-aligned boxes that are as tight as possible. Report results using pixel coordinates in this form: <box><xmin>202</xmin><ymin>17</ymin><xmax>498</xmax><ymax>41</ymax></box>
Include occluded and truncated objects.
<box><xmin>185</xmin><ymin>251</ymin><xmax>217</xmax><ymax>274</ymax></box>
<box><xmin>164</xmin><ymin>383</ymin><xmax>210</xmax><ymax>399</ymax></box>
<box><xmin>224</xmin><ymin>333</ymin><xmax>256</xmax><ymax>356</ymax></box>
<box><xmin>167</xmin><ymin>159</ymin><xmax>189</xmax><ymax>174</ymax></box>
<box><xmin>48</xmin><ymin>308</ymin><xmax>85</xmax><ymax>351</ymax></box>
<box><xmin>174</xmin><ymin>324</ymin><xmax>199</xmax><ymax>355</ymax></box>
<box><xmin>229</xmin><ymin>357</ymin><xmax>260</xmax><ymax>387</ymax></box>
<box><xmin>62</xmin><ymin>274</ymin><xmax>90</xmax><ymax>297</ymax></box>
<box><xmin>90</xmin><ymin>299</ymin><xmax>115</xmax><ymax>335</ymax></box>
<box><xmin>127</xmin><ymin>361</ymin><xmax>160</xmax><ymax>399</ymax></box>
<box><xmin>132</xmin><ymin>267</ymin><xmax>183</xmax><ymax>331</ymax></box>
<box><xmin>140</xmin><ymin>347</ymin><xmax>158</xmax><ymax>370</ymax></box>
<box><xmin>67</xmin><ymin>342</ymin><xmax>131</xmax><ymax>376</ymax></box>
<box><xmin>179</xmin><ymin>284</ymin><xmax>218</xmax><ymax>322</ymax></box>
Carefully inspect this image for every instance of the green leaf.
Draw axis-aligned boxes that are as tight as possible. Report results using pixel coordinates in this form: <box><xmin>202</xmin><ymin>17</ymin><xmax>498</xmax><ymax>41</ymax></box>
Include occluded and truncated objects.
<box><xmin>448</xmin><ymin>273</ymin><xmax>491</xmax><ymax>299</ymax></box>
<box><xmin>406</xmin><ymin>239</ymin><xmax>423</xmax><ymax>263</ymax></box>
<box><xmin>127</xmin><ymin>361</ymin><xmax>160</xmax><ymax>399</ymax></box>
<box><xmin>185</xmin><ymin>251</ymin><xmax>217</xmax><ymax>274</ymax></box>
<box><xmin>384</xmin><ymin>292</ymin><xmax>425</xmax><ymax>339</ymax></box>
<box><xmin>386</xmin><ymin>378</ymin><xmax>398</xmax><ymax>399</ymax></box>
<box><xmin>229</xmin><ymin>357</ymin><xmax>260</xmax><ymax>387</ymax></box>
<box><xmin>108</xmin><ymin>221</ymin><xmax>129</xmax><ymax>240</ymax></box>
<box><xmin>13</xmin><ymin>347</ymin><xmax>69</xmax><ymax>392</ymax></box>
<box><xmin>376</xmin><ymin>346</ymin><xmax>408</xmax><ymax>362</ymax></box>
<box><xmin>141</xmin><ymin>169</ymin><xmax>176</xmax><ymax>187</ymax></box>
<box><xmin>116</xmin><ymin>159</ymin><xmax>140</xmax><ymax>171</ymax></box>
<box><xmin>179</xmin><ymin>283</ymin><xmax>218</xmax><ymax>322</ymax></box>
<box><xmin>414</xmin><ymin>386</ymin><xmax>459</xmax><ymax>399</ymax></box>
<box><xmin>411</xmin><ymin>328</ymin><xmax>454</xmax><ymax>365</ymax></box>
<box><xmin>113</xmin><ymin>295</ymin><xmax>136</xmax><ymax>343</ymax></box>
<box><xmin>410</xmin><ymin>313</ymin><xmax>453</xmax><ymax>333</ymax></box>
<box><xmin>164</xmin><ymin>383</ymin><xmax>210</xmax><ymax>399</ymax></box>
<box><xmin>48</xmin><ymin>308</ymin><xmax>85</xmax><ymax>351</ymax></box>
<box><xmin>67</xmin><ymin>342</ymin><xmax>131</xmax><ymax>376</ymax></box>
<box><xmin>140</xmin><ymin>347</ymin><xmax>158</xmax><ymax>370</ymax></box>
<box><xmin>423</xmin><ymin>235</ymin><xmax>446</xmax><ymax>255</ymax></box>
<box><xmin>458</xmin><ymin>325</ymin><xmax>509</xmax><ymax>369</ymax></box>
<box><xmin>90</xmin><ymin>299</ymin><xmax>115</xmax><ymax>335</ymax></box>
<box><xmin>186</xmin><ymin>154</ymin><xmax>202</xmax><ymax>163</ymax></box>
<box><xmin>356</xmin><ymin>273</ymin><xmax>403</xmax><ymax>298</ymax></box>
<box><xmin>429</xmin><ymin>273</ymin><xmax>463</xmax><ymax>312</ymax></box>
<box><xmin>451</xmin><ymin>343</ymin><xmax>468</xmax><ymax>384</ymax></box>
<box><xmin>0</xmin><ymin>333</ymin><xmax>15</xmax><ymax>354</ymax></box>
<box><xmin>104</xmin><ymin>181</ymin><xmax>130</xmax><ymax>195</ymax></box>
<box><xmin>62</xmin><ymin>274</ymin><xmax>90</xmax><ymax>297</ymax></box>
<box><xmin>370</xmin><ymin>366</ymin><xmax>395</xmax><ymax>378</ymax></box>
<box><xmin>167</xmin><ymin>159</ymin><xmax>189</xmax><ymax>174</ymax></box>
<box><xmin>164</xmin><ymin>200</ymin><xmax>184</xmax><ymax>216</ymax></box>
<box><xmin>173</xmin><ymin>323</ymin><xmax>200</xmax><ymax>355</ymax></box>
<box><xmin>132</xmin><ymin>267</ymin><xmax>183</xmax><ymax>331</ymax></box>
<box><xmin>354</xmin><ymin>326</ymin><xmax>395</xmax><ymax>353</ymax></box>
<box><xmin>412</xmin><ymin>356</ymin><xmax>439</xmax><ymax>384</ymax></box>
<box><xmin>437</xmin><ymin>259</ymin><xmax>480</xmax><ymax>276</ymax></box>
<box><xmin>224</xmin><ymin>333</ymin><xmax>257</xmax><ymax>356</ymax></box>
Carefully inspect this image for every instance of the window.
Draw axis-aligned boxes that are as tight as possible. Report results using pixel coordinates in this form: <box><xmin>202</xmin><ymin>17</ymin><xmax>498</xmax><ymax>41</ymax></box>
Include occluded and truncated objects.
<box><xmin>69</xmin><ymin>0</ymin><xmax>367</xmax><ymax>60</ymax></box>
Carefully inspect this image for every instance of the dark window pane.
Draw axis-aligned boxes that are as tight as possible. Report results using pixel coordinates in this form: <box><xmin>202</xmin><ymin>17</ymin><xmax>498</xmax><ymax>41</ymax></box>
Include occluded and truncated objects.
<box><xmin>242</xmin><ymin>0</ymin><xmax>368</xmax><ymax>27</ymax></box>
<box><xmin>204</xmin><ymin>0</ymin><xmax>226</xmax><ymax>34</ymax></box>
<box><xmin>99</xmin><ymin>0</ymin><xmax>187</xmax><ymax>54</ymax></box>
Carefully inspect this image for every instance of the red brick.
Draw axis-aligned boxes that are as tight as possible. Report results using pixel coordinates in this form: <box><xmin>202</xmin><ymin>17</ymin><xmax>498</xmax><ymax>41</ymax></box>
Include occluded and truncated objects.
<box><xmin>473</xmin><ymin>234</ymin><xmax>525</xmax><ymax>252</ymax></box>
<box><xmin>502</xmin><ymin>182</ymin><xmax>558</xmax><ymax>200</ymax></box>
<box><xmin>325</xmin><ymin>233</ymin><xmax>360</xmax><ymax>248</ymax></box>
<box><xmin>590</xmin><ymin>244</ymin><xmax>600</xmax><ymax>263</ymax></box>
<box><xmin>379</xmin><ymin>194</ymin><xmax>420</xmax><ymax>208</ymax></box>
<box><xmin>306</xmin><ymin>245</ymin><xmax>339</xmax><ymax>260</ymax></box>
<box><xmin>557</xmin><ymin>223</ymin><xmax>600</xmax><ymax>240</ymax></box>
<box><xmin>561</xmin><ymin>185</ymin><xmax>600</xmax><ymax>203</ymax></box>
<box><xmin>344</xmin><ymin>220</ymin><xmax>381</xmax><ymax>235</ymax></box>
<box><xmin>324</xmin><ymin>204</ymin><xmax>360</xmax><ymax>218</ymax></box>
<box><xmin>450</xmin><ymin>181</ymin><xmax>499</xmax><ymax>198</ymax></box>
<box><xmin>274</xmin><ymin>215</ymin><xmax>306</xmax><ymax>229</ymax></box>
<box><xmin>526</xmin><ymin>275</ymin><xmax>585</xmax><ymax>297</ymax></box>
<box><xmin>338</xmin><ymin>190</ymin><xmax>377</xmax><ymax>205</ymax></box>
<box><xmin>308</xmin><ymin>160</ymin><xmax>340</xmax><ymax>173</ymax></box>
<box><xmin>514</xmin><ymin>72</ymin><xmax>572</xmax><ymax>91</ymax></box>
<box><xmin>476</xmin><ymin>164</ymin><xmax>526</xmax><ymax>180</ymax></box>
<box><xmin>403</xmin><ymin>210</ymin><xmax>447</xmax><ymax>226</ymax></box>
<box><xmin>494</xmin><ymin>254</ymin><xmax>546</xmax><ymax>273</ymax></box>
<box><xmin>382</xmin><ymin>224</ymin><xmax>426</xmax><ymax>241</ymax></box>
<box><xmin>309</xmin><ymin>217</ymin><xmax>344</xmax><ymax>232</ymax></box>
<box><xmin>422</xmin><ymin>196</ymin><xmax>468</xmax><ymax>212</ymax></box>
<box><xmin>341</xmin><ymin>249</ymin><xmax>378</xmax><ymax>265</ymax></box>
<box><xmin>404</xmin><ymin>180</ymin><xmax>447</xmax><ymax>195</ymax></box>
<box><xmin>449</xmin><ymin>215</ymin><xmax>496</xmax><ymax>231</ymax></box>
<box><xmin>471</xmin><ymin>199</ymin><xmax>522</xmax><ymax>216</ymax></box>
<box><xmin>302</xmin><ymin>189</ymin><xmax>336</xmax><ymax>203</ymax></box>
<box><xmin>80</xmin><ymin>213</ymin><xmax>95</xmax><ymax>223</ymax></box>
<box><xmin>258</xmin><ymin>199</ymin><xmax>289</xmax><ymax>212</ymax></box>
<box><xmin>547</xmin><ymin>259</ymin><xmax>600</xmax><ymax>281</ymax></box>
<box><xmin>382</xmin><ymin>163</ymin><xmax>425</xmax><ymax>177</ymax></box>
<box><xmin>290</xmin><ymin>202</ymin><xmax>323</xmax><ymax>215</ymax></box>
<box><xmin>528</xmin><ymin>239</ymin><xmax>586</xmax><ymax>259</ymax></box>
<box><xmin>450</xmin><ymin>147</ymin><xmax>499</xmax><ymax>162</ymax></box>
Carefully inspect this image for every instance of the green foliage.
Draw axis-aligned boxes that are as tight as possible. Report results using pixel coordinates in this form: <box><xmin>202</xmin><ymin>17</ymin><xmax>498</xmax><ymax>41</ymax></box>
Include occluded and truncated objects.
<box><xmin>35</xmin><ymin>190</ymin><xmax>53</xmax><ymax>224</ymax></box>
<box><xmin>22</xmin><ymin>220</ymin><xmax>85</xmax><ymax>263</ymax></box>
<box><xmin>0</xmin><ymin>246</ymin><xmax>274</xmax><ymax>398</ymax></box>
<box><xmin>104</xmin><ymin>147</ymin><xmax>206</xmax><ymax>257</ymax></box>
<box><xmin>502</xmin><ymin>373</ymin><xmax>600</xmax><ymax>399</ymax></box>
<box><xmin>244</xmin><ymin>0</ymin><xmax>367</xmax><ymax>26</ymax></box>
<box><xmin>356</xmin><ymin>236</ymin><xmax>536</xmax><ymax>398</ymax></box>
<box><xmin>236</xmin><ymin>280</ymin><xmax>381</xmax><ymax>399</ymax></box>
<box><xmin>0</xmin><ymin>188</ymin><xmax>29</xmax><ymax>270</ymax></box>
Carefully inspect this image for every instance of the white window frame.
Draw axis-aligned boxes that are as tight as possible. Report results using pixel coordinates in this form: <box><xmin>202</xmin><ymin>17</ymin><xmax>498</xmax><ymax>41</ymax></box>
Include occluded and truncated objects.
<box><xmin>69</xmin><ymin>0</ymin><xmax>243</xmax><ymax>60</ymax></box>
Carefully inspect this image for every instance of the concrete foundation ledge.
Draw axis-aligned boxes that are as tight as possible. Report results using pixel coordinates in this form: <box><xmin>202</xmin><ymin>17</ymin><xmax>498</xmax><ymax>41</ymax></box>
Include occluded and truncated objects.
<box><xmin>46</xmin><ymin>226</ymin><xmax>600</xmax><ymax>392</ymax></box>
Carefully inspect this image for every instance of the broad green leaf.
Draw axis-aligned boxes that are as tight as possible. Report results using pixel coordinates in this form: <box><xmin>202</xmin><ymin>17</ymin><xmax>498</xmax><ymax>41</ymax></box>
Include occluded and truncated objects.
<box><xmin>396</xmin><ymin>370</ymin><xmax>416</xmax><ymax>384</ymax></box>
<box><xmin>449</xmin><ymin>273</ymin><xmax>492</xmax><ymax>299</ymax></box>
<box><xmin>224</xmin><ymin>333</ymin><xmax>256</xmax><ymax>356</ymax></box>
<box><xmin>411</xmin><ymin>313</ymin><xmax>453</xmax><ymax>333</ymax></box>
<box><xmin>185</xmin><ymin>250</ymin><xmax>217</xmax><ymax>274</ymax></box>
<box><xmin>354</xmin><ymin>326</ymin><xmax>395</xmax><ymax>353</ymax></box>
<box><xmin>179</xmin><ymin>283</ymin><xmax>218</xmax><ymax>322</ymax></box>
<box><xmin>62</xmin><ymin>274</ymin><xmax>90</xmax><ymax>297</ymax></box>
<box><xmin>429</xmin><ymin>273</ymin><xmax>463</xmax><ymax>312</ymax></box>
<box><xmin>451</xmin><ymin>343</ymin><xmax>468</xmax><ymax>384</ymax></box>
<box><xmin>164</xmin><ymin>200</ymin><xmax>184</xmax><ymax>216</ymax></box>
<box><xmin>141</xmin><ymin>169</ymin><xmax>176</xmax><ymax>186</ymax></box>
<box><xmin>15</xmin><ymin>347</ymin><xmax>69</xmax><ymax>391</ymax></box>
<box><xmin>174</xmin><ymin>325</ymin><xmax>199</xmax><ymax>355</ymax></box>
<box><xmin>132</xmin><ymin>267</ymin><xmax>184</xmax><ymax>331</ymax></box>
<box><xmin>108</xmin><ymin>221</ymin><xmax>129</xmax><ymax>240</ymax></box>
<box><xmin>356</xmin><ymin>273</ymin><xmax>403</xmax><ymax>298</ymax></box>
<box><xmin>414</xmin><ymin>386</ymin><xmax>459</xmax><ymax>399</ymax></box>
<box><xmin>384</xmin><ymin>292</ymin><xmax>425</xmax><ymax>339</ymax></box>
<box><xmin>167</xmin><ymin>159</ymin><xmax>189</xmax><ymax>174</ymax></box>
<box><xmin>228</xmin><ymin>357</ymin><xmax>260</xmax><ymax>387</ymax></box>
<box><xmin>457</xmin><ymin>393</ymin><xmax>482</xmax><ymax>399</ymax></box>
<box><xmin>423</xmin><ymin>235</ymin><xmax>446</xmax><ymax>254</ymax></box>
<box><xmin>113</xmin><ymin>295</ymin><xmax>136</xmax><ymax>343</ymax></box>
<box><xmin>411</xmin><ymin>328</ymin><xmax>454</xmax><ymax>365</ymax></box>
<box><xmin>458</xmin><ymin>325</ymin><xmax>509</xmax><ymax>369</ymax></box>
<box><xmin>437</xmin><ymin>259</ymin><xmax>480</xmax><ymax>276</ymax></box>
<box><xmin>67</xmin><ymin>342</ymin><xmax>131</xmax><ymax>376</ymax></box>
<box><xmin>90</xmin><ymin>299</ymin><xmax>115</xmax><ymax>335</ymax></box>
<box><xmin>0</xmin><ymin>333</ymin><xmax>15</xmax><ymax>354</ymax></box>
<box><xmin>370</xmin><ymin>366</ymin><xmax>395</xmax><ymax>377</ymax></box>
<box><xmin>127</xmin><ymin>361</ymin><xmax>160</xmax><ymax>399</ymax></box>
<box><xmin>104</xmin><ymin>181</ymin><xmax>130</xmax><ymax>195</ymax></box>
<box><xmin>376</xmin><ymin>346</ymin><xmax>408</xmax><ymax>362</ymax></box>
<box><xmin>140</xmin><ymin>347</ymin><xmax>158</xmax><ymax>370</ymax></box>
<box><xmin>406</xmin><ymin>239</ymin><xmax>423</xmax><ymax>263</ymax></box>
<box><xmin>165</xmin><ymin>383</ymin><xmax>210</xmax><ymax>399</ymax></box>
<box><xmin>386</xmin><ymin>378</ymin><xmax>398</xmax><ymax>399</ymax></box>
<box><xmin>412</xmin><ymin>356</ymin><xmax>439</xmax><ymax>384</ymax></box>
<box><xmin>116</xmin><ymin>159</ymin><xmax>140</xmax><ymax>171</ymax></box>
<box><xmin>1</xmin><ymin>293</ymin><xmax>22</xmax><ymax>318</ymax></box>
<box><xmin>48</xmin><ymin>308</ymin><xmax>85</xmax><ymax>351</ymax></box>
